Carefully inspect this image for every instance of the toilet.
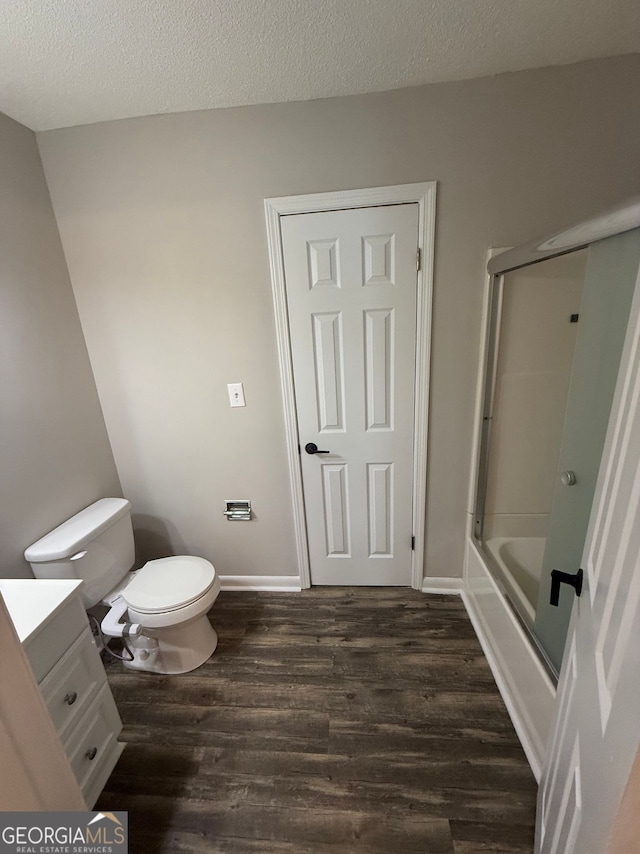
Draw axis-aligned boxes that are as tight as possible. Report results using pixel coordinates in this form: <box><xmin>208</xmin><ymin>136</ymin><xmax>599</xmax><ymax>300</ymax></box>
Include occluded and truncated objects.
<box><xmin>24</xmin><ymin>498</ymin><xmax>220</xmax><ymax>674</ymax></box>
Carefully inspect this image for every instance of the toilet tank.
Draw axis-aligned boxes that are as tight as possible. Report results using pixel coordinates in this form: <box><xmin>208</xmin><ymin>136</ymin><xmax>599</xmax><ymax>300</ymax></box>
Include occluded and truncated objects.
<box><xmin>24</xmin><ymin>498</ymin><xmax>135</xmax><ymax>608</ymax></box>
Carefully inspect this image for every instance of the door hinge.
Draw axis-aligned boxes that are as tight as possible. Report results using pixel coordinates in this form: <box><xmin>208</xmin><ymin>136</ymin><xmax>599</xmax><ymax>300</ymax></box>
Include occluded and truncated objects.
<box><xmin>411</xmin><ymin>535</ymin><xmax>415</xmax><ymax>551</ymax></box>
<box><xmin>416</xmin><ymin>248</ymin><xmax>421</xmax><ymax>272</ymax></box>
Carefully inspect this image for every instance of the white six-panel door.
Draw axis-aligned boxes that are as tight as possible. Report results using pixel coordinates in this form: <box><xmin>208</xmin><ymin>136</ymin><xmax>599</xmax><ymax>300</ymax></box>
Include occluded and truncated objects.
<box><xmin>537</xmin><ymin>256</ymin><xmax>640</xmax><ymax>854</ymax></box>
<box><xmin>281</xmin><ymin>203</ymin><xmax>419</xmax><ymax>585</ymax></box>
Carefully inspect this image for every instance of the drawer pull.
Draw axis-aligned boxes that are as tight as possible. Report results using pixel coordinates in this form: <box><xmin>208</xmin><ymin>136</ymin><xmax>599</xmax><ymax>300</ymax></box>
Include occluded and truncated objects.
<box><xmin>85</xmin><ymin>747</ymin><xmax>98</xmax><ymax>761</ymax></box>
<box><xmin>64</xmin><ymin>692</ymin><xmax>78</xmax><ymax>706</ymax></box>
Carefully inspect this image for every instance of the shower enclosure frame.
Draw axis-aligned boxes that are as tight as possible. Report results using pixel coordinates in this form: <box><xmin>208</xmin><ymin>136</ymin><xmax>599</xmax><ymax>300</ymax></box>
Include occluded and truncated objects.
<box><xmin>472</xmin><ymin>197</ymin><xmax>640</xmax><ymax>672</ymax></box>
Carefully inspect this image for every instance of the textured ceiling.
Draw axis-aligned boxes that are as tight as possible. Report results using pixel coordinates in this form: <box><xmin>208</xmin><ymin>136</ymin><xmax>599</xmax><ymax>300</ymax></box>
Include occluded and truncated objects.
<box><xmin>1</xmin><ymin>0</ymin><xmax>639</xmax><ymax>131</ymax></box>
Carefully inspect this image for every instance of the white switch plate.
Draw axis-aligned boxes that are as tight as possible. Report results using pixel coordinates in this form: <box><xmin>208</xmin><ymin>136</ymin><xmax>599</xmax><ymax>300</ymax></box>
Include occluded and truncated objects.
<box><xmin>227</xmin><ymin>382</ymin><xmax>246</xmax><ymax>407</ymax></box>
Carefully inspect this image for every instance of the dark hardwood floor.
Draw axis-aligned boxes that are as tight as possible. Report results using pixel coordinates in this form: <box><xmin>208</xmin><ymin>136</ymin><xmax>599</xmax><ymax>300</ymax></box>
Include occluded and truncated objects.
<box><xmin>97</xmin><ymin>589</ymin><xmax>537</xmax><ymax>853</ymax></box>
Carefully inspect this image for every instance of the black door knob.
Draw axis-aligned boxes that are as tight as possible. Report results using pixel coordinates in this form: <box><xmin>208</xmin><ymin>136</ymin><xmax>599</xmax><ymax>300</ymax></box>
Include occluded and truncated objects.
<box><xmin>304</xmin><ymin>442</ymin><xmax>331</xmax><ymax>455</ymax></box>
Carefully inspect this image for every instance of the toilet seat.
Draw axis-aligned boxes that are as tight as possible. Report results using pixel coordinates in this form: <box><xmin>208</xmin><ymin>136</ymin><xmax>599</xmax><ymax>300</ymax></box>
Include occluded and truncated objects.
<box><xmin>122</xmin><ymin>555</ymin><xmax>216</xmax><ymax>614</ymax></box>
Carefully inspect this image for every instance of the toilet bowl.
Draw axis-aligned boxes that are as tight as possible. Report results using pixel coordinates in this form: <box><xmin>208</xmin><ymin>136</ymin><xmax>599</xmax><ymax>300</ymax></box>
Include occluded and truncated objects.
<box><xmin>24</xmin><ymin>498</ymin><xmax>221</xmax><ymax>675</ymax></box>
<box><xmin>102</xmin><ymin>556</ymin><xmax>221</xmax><ymax>674</ymax></box>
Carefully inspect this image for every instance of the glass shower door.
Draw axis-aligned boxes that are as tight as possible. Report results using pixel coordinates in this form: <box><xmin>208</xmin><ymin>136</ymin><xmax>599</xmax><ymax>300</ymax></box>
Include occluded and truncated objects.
<box><xmin>533</xmin><ymin>228</ymin><xmax>640</xmax><ymax>673</ymax></box>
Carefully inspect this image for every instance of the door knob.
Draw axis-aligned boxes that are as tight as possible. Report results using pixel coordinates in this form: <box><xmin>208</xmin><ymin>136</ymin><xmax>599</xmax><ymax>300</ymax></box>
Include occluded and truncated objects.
<box><xmin>560</xmin><ymin>470</ymin><xmax>576</xmax><ymax>486</ymax></box>
<box><xmin>550</xmin><ymin>567</ymin><xmax>583</xmax><ymax>606</ymax></box>
<box><xmin>304</xmin><ymin>442</ymin><xmax>331</xmax><ymax>455</ymax></box>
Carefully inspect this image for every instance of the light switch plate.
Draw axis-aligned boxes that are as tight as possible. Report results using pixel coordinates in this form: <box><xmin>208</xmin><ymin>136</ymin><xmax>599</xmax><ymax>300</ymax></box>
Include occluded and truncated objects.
<box><xmin>227</xmin><ymin>382</ymin><xmax>246</xmax><ymax>407</ymax></box>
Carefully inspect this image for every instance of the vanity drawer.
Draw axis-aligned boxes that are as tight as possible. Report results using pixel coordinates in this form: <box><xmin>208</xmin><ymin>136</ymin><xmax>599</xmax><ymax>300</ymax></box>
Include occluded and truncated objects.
<box><xmin>65</xmin><ymin>684</ymin><xmax>122</xmax><ymax>795</ymax></box>
<box><xmin>25</xmin><ymin>594</ymin><xmax>88</xmax><ymax>683</ymax></box>
<box><xmin>39</xmin><ymin>627</ymin><xmax>108</xmax><ymax>742</ymax></box>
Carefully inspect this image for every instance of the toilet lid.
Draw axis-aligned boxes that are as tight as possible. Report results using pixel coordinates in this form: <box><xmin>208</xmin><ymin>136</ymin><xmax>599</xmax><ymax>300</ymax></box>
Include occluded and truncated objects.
<box><xmin>122</xmin><ymin>556</ymin><xmax>216</xmax><ymax>613</ymax></box>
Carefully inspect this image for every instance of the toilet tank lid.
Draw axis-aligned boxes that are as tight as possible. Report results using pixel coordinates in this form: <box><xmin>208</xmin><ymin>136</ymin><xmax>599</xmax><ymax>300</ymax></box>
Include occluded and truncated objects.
<box><xmin>24</xmin><ymin>498</ymin><xmax>131</xmax><ymax>563</ymax></box>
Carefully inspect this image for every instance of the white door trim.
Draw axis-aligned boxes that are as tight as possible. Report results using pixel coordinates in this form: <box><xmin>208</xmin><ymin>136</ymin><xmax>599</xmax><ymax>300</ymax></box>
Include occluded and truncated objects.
<box><xmin>264</xmin><ymin>182</ymin><xmax>436</xmax><ymax>590</ymax></box>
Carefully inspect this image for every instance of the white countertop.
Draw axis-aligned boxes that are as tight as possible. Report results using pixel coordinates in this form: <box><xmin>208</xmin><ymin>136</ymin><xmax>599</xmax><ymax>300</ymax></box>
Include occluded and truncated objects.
<box><xmin>0</xmin><ymin>579</ymin><xmax>83</xmax><ymax>644</ymax></box>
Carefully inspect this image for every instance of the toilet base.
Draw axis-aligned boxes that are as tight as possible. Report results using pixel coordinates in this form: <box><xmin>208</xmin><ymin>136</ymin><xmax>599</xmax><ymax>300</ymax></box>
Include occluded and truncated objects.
<box><xmin>123</xmin><ymin>614</ymin><xmax>218</xmax><ymax>674</ymax></box>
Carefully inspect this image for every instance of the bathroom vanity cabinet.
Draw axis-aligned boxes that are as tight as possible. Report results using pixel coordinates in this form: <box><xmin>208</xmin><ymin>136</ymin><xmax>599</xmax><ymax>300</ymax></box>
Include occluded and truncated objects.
<box><xmin>0</xmin><ymin>579</ymin><xmax>123</xmax><ymax>807</ymax></box>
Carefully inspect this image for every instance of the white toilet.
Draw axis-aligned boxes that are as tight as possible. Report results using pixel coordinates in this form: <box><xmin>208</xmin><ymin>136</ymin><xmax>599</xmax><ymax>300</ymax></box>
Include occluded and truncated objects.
<box><xmin>24</xmin><ymin>498</ymin><xmax>220</xmax><ymax>674</ymax></box>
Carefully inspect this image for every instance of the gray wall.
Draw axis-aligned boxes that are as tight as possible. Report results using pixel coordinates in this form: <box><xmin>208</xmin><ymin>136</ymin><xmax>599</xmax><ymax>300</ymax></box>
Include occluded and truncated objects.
<box><xmin>37</xmin><ymin>54</ymin><xmax>640</xmax><ymax>581</ymax></box>
<box><xmin>0</xmin><ymin>112</ymin><xmax>121</xmax><ymax>578</ymax></box>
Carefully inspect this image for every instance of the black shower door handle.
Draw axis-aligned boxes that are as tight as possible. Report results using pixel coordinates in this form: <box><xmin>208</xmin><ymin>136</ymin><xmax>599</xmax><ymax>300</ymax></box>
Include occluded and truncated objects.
<box><xmin>550</xmin><ymin>568</ymin><xmax>583</xmax><ymax>607</ymax></box>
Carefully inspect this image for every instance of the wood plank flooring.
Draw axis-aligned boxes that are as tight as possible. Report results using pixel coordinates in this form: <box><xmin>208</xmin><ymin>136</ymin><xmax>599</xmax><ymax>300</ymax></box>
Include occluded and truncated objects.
<box><xmin>97</xmin><ymin>589</ymin><xmax>537</xmax><ymax>853</ymax></box>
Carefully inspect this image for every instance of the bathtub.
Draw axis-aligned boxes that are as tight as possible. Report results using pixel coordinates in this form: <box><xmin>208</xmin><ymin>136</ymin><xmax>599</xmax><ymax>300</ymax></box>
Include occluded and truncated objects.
<box><xmin>484</xmin><ymin>536</ymin><xmax>546</xmax><ymax>628</ymax></box>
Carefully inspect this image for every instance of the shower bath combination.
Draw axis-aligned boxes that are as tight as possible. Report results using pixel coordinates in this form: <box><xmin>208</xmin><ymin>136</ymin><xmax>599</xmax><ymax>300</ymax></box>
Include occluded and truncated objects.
<box><xmin>473</xmin><ymin>203</ymin><xmax>640</xmax><ymax>678</ymax></box>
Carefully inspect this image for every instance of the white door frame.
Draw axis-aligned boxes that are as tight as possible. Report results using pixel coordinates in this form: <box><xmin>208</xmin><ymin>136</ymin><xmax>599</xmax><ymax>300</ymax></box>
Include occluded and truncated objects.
<box><xmin>264</xmin><ymin>182</ymin><xmax>436</xmax><ymax>590</ymax></box>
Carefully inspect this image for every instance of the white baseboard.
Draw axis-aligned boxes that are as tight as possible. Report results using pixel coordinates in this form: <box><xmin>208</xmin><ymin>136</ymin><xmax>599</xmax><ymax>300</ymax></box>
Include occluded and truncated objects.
<box><xmin>463</xmin><ymin>537</ymin><xmax>556</xmax><ymax>782</ymax></box>
<box><xmin>219</xmin><ymin>575</ymin><xmax>302</xmax><ymax>592</ymax></box>
<box><xmin>421</xmin><ymin>577</ymin><xmax>464</xmax><ymax>595</ymax></box>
